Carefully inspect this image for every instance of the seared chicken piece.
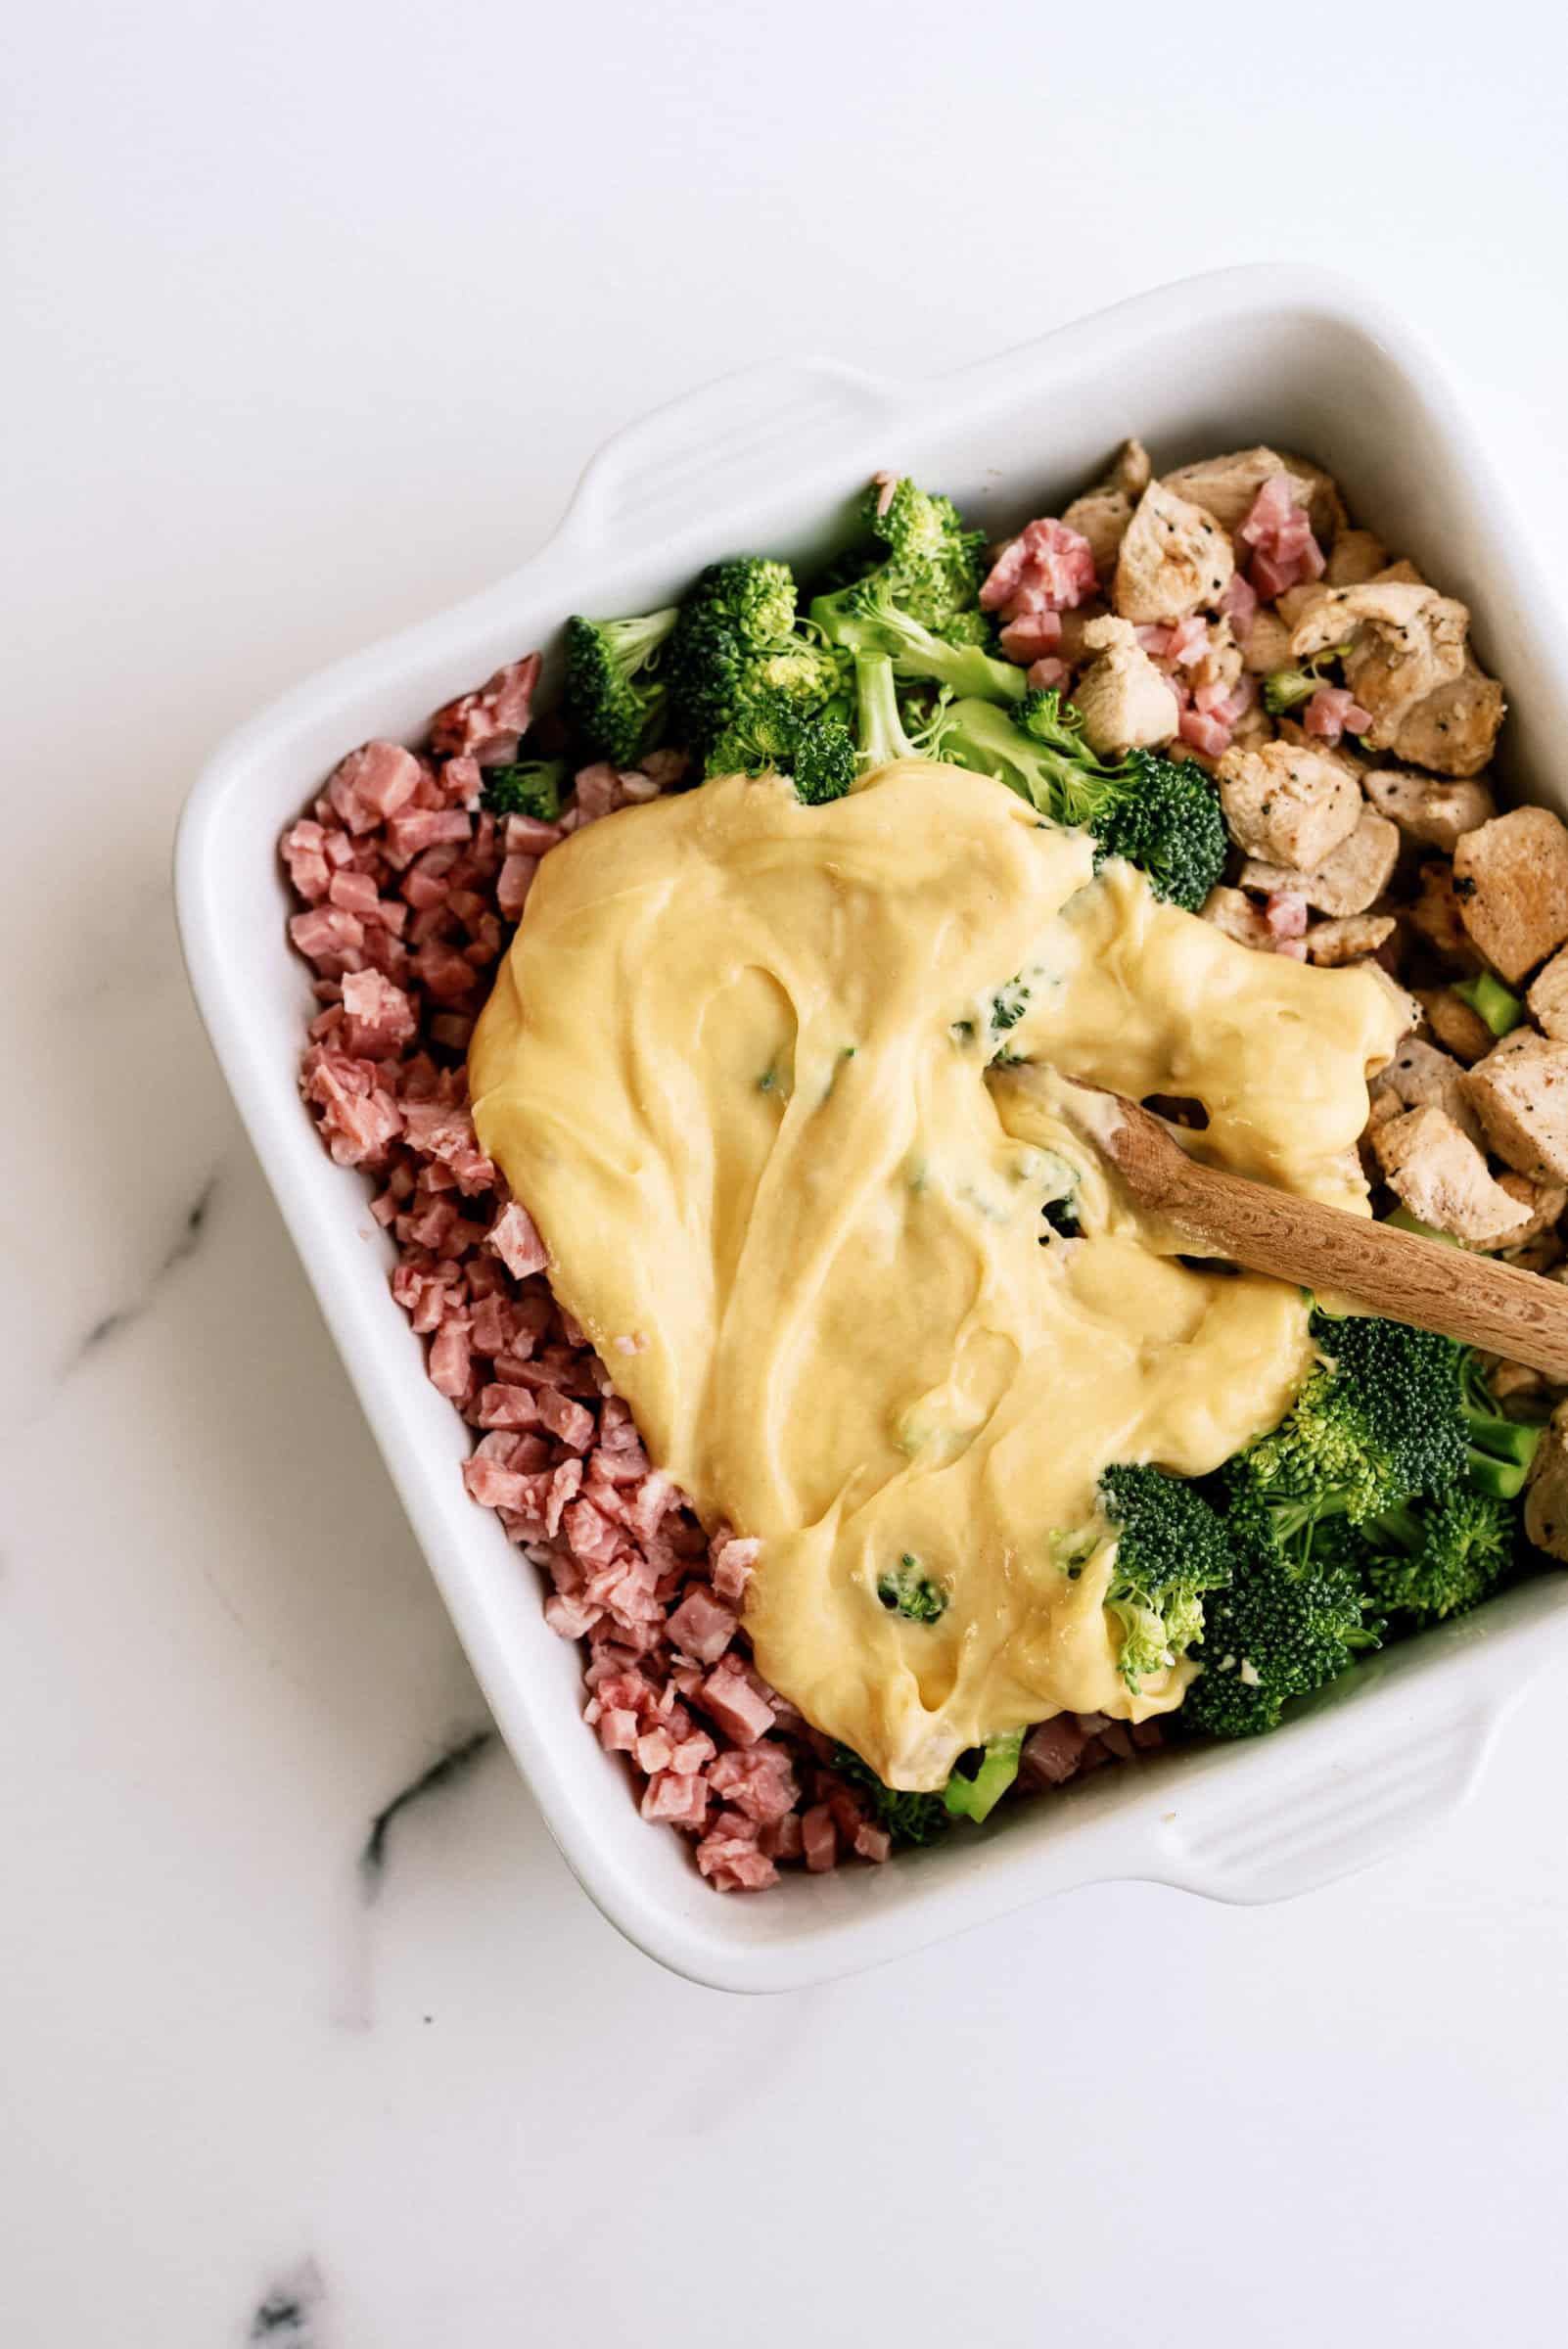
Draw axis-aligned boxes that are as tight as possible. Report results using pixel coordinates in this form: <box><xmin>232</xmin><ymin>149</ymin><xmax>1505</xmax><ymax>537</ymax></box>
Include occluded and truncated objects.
<box><xmin>1239</xmin><ymin>608</ymin><xmax>1293</xmax><ymax>676</ymax></box>
<box><xmin>1162</xmin><ymin>445</ymin><xmax>1343</xmax><ymax>542</ymax></box>
<box><xmin>1061</xmin><ymin>438</ymin><xmax>1155</xmax><ymax>578</ymax></box>
<box><xmin>1391</xmin><ymin>655</ymin><xmax>1507</xmax><ymax>778</ymax></box>
<box><xmin>1525</xmin><ymin>1403</ymin><xmax>1568</xmax><ymax>1561</ymax></box>
<box><xmin>1289</xmin><ymin>581</ymin><xmax>1469</xmax><ymax>752</ymax></box>
<box><xmin>1200</xmin><ymin>886</ymin><xmax>1275</xmax><ymax>951</ymax></box>
<box><xmin>1463</xmin><ymin>1030</ymin><xmax>1568</xmax><ymax>1182</ymax></box>
<box><xmin>1360</xmin><ymin>764</ymin><xmax>1497</xmax><ymax>852</ymax></box>
<box><xmin>1324</xmin><ymin>529</ymin><xmax>1387</xmax><ymax>587</ymax></box>
<box><xmin>1370</xmin><ymin>1036</ymin><xmax>1485</xmax><ymax>1145</ymax></box>
<box><xmin>1070</xmin><ymin>618</ymin><xmax>1179</xmax><ymax>757</ymax></box>
<box><xmin>1416</xmin><ymin>986</ymin><xmax>1495</xmax><ymax>1064</ymax></box>
<box><xmin>1305</xmin><ymin>912</ymin><xmax>1396</xmax><ymax>966</ymax></box>
<box><xmin>1371</xmin><ymin>1105</ymin><xmax>1532</xmax><ymax>1244</ymax></box>
<box><xmin>1217</xmin><ymin>739</ymin><xmax>1361</xmax><ymax>871</ymax></box>
<box><xmin>1407</xmin><ymin>860</ymin><xmax>1482</xmax><ymax>968</ymax></box>
<box><xmin>1238</xmin><ymin>809</ymin><xmax>1400</xmax><ymax>919</ymax></box>
<box><xmin>1527</xmin><ymin>945</ymin><xmax>1568</xmax><ymax>1040</ymax></box>
<box><xmin>1453</xmin><ymin>806</ymin><xmax>1568</xmax><ymax>983</ymax></box>
<box><xmin>1113</xmin><ymin>482</ymin><xmax>1234</xmax><ymax>624</ymax></box>
<box><xmin>1480</xmin><ymin>1171</ymin><xmax>1568</xmax><ymax>1252</ymax></box>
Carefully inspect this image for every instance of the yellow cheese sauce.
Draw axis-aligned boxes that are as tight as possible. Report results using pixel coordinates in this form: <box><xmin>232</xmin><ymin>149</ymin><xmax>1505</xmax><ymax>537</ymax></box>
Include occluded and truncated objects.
<box><xmin>469</xmin><ymin>760</ymin><xmax>1406</xmax><ymax>1787</ymax></box>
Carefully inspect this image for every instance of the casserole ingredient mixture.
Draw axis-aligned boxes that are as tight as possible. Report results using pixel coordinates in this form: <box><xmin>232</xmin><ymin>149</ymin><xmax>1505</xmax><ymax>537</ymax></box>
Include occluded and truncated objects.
<box><xmin>285</xmin><ymin>444</ymin><xmax>1567</xmax><ymax>1887</ymax></box>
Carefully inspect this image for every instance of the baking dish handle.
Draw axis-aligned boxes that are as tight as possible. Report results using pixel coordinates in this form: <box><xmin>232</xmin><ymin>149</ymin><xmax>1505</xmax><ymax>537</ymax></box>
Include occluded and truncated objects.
<box><xmin>558</xmin><ymin>358</ymin><xmax>915</xmax><ymax>555</ymax></box>
<box><xmin>1140</xmin><ymin>1689</ymin><xmax>1511</xmax><ymax>1906</ymax></box>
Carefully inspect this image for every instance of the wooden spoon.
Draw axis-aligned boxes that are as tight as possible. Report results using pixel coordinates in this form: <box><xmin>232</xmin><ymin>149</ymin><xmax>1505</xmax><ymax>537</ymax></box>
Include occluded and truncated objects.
<box><xmin>1065</xmin><ymin>1085</ymin><xmax>1568</xmax><ymax>1382</ymax></box>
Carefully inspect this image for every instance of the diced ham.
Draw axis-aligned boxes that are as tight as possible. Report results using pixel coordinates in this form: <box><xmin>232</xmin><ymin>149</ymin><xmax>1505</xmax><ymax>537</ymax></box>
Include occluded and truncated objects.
<box><xmin>998</xmin><ymin>607</ymin><xmax>1062</xmax><ymax>664</ymax></box>
<box><xmin>981</xmin><ymin>518</ymin><xmax>1099</xmax><ymax>618</ymax></box>
<box><xmin>430</xmin><ymin>654</ymin><xmax>542</xmax><ymax>765</ymax></box>
<box><xmin>1027</xmin><ymin>656</ymin><xmax>1071</xmax><ymax>691</ymax></box>
<box><xmin>327</xmin><ymin>741</ymin><xmax>424</xmax><ymax>834</ymax></box>
<box><xmin>698</xmin><ymin>1664</ymin><xmax>774</xmax><ymax>1745</ymax></box>
<box><xmin>1303</xmin><ymin>685</ymin><xmax>1374</xmax><ymax>743</ymax></box>
<box><xmin>1264</xmin><ymin>891</ymin><xmax>1310</xmax><ymax>940</ymax></box>
<box><xmin>1021</xmin><ymin>1715</ymin><xmax>1089</xmax><ymax>1786</ymax></box>
<box><xmin>667</xmin><ymin>1587</ymin><xmax>739</xmax><ymax>1665</ymax></box>
<box><xmin>487</xmin><ymin>1200</ymin><xmax>549</xmax><ymax>1278</ymax></box>
<box><xmin>1238</xmin><ymin>476</ymin><xmax>1325</xmax><ymax>598</ymax></box>
<box><xmin>1220</xmin><ymin>571</ymin><xmax>1259</xmax><ymax>643</ymax></box>
<box><xmin>801</xmin><ymin>1805</ymin><xmax>838</xmax><ymax>1872</ymax></box>
<box><xmin>1177</xmin><ymin>707</ymin><xmax>1233</xmax><ymax>758</ymax></box>
<box><xmin>695</xmin><ymin>1833</ymin><xmax>778</xmax><ymax>1892</ymax></box>
<box><xmin>710</xmin><ymin>1535</ymin><xmax>759</xmax><ymax>1604</ymax></box>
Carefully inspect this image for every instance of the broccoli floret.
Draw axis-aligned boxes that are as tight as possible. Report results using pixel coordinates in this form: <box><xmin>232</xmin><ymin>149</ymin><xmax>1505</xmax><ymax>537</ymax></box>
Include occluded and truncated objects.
<box><xmin>666</xmin><ymin>557</ymin><xmax>805</xmax><ymax>751</ymax></box>
<box><xmin>1235</xmin><ymin>1312</ymin><xmax>1468</xmax><ymax>1547</ymax></box>
<box><xmin>944</xmin><ymin>1730</ymin><xmax>1026</xmax><ymax>1822</ymax></box>
<box><xmin>1186</xmin><ymin>1321</ymin><xmax>1535</xmax><ymax>1737</ymax></box>
<box><xmin>1097</xmin><ymin>1464</ymin><xmax>1234</xmax><ymax>1691</ymax></box>
<box><xmin>1460</xmin><ymin>1351</ymin><xmax>1544</xmax><ymax>1497</ymax></box>
<box><xmin>1351</xmin><ymin>1486</ymin><xmax>1517</xmax><ymax>1625</ymax></box>
<box><xmin>811</xmin><ymin>575</ymin><xmax>1027</xmax><ymax>707</ymax></box>
<box><xmin>856</xmin><ymin>475</ymin><xmax>987</xmax><ymax>630</ymax></box>
<box><xmin>831</xmin><ymin>1745</ymin><xmax>950</xmax><ymax>1847</ymax></box>
<box><xmin>788</xmin><ymin>714</ymin><xmax>857</xmax><ymax>805</ymax></box>
<box><xmin>930</xmin><ymin>689</ymin><xmax>1227</xmax><ymax>913</ymax></box>
<box><xmin>1262</xmin><ymin>642</ymin><xmax>1352</xmax><ymax>715</ymax></box>
<box><xmin>666</xmin><ymin>556</ymin><xmax>853</xmax><ymax>801</ymax></box>
<box><xmin>875</xmin><ymin>1553</ymin><xmax>948</xmax><ymax>1622</ymax></box>
<box><xmin>1040</xmin><ymin>1194</ymin><xmax>1081</xmax><ymax>1238</ymax></box>
<box><xmin>563</xmin><ymin>608</ymin><xmax>678</xmax><ymax>765</ymax></box>
<box><xmin>481</xmin><ymin>758</ymin><xmax>570</xmax><ymax>820</ymax></box>
<box><xmin>1182</xmin><ymin>1507</ymin><xmax>1378</xmax><ymax>1738</ymax></box>
<box><xmin>1453</xmin><ymin>970</ymin><xmax>1524</xmax><ymax>1038</ymax></box>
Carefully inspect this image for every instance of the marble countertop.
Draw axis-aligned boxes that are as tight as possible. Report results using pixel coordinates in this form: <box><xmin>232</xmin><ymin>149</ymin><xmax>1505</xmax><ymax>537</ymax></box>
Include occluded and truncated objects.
<box><xmin>8</xmin><ymin>5</ymin><xmax>1568</xmax><ymax>2341</ymax></box>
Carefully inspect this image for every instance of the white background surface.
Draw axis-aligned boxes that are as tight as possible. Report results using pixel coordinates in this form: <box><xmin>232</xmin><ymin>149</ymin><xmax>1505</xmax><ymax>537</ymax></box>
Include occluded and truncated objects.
<box><xmin>6</xmin><ymin>4</ymin><xmax>1568</xmax><ymax>2342</ymax></box>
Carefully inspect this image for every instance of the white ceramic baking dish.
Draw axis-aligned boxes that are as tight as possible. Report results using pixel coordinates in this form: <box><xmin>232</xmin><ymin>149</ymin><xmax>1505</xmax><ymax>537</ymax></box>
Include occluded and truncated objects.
<box><xmin>176</xmin><ymin>264</ymin><xmax>1568</xmax><ymax>1993</ymax></box>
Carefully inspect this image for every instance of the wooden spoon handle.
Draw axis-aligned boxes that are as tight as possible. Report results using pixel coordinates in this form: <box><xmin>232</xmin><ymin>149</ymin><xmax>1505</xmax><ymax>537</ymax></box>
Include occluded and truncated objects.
<box><xmin>1092</xmin><ymin>1091</ymin><xmax>1568</xmax><ymax>1382</ymax></box>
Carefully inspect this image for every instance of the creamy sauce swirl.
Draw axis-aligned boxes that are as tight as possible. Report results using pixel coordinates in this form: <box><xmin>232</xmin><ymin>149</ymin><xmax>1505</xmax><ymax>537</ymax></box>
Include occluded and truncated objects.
<box><xmin>470</xmin><ymin>761</ymin><xmax>1404</xmax><ymax>1786</ymax></box>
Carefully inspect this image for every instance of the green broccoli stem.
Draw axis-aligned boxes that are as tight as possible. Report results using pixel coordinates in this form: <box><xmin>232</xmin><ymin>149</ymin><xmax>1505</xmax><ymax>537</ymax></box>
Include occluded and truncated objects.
<box><xmin>1453</xmin><ymin>970</ymin><xmax>1524</xmax><ymax>1037</ymax></box>
<box><xmin>1460</xmin><ymin>1355</ymin><xmax>1543</xmax><ymax>1496</ymax></box>
<box><xmin>944</xmin><ymin>1729</ymin><xmax>1025</xmax><ymax>1823</ymax></box>
<box><xmin>853</xmin><ymin>652</ymin><xmax>924</xmax><ymax>771</ymax></box>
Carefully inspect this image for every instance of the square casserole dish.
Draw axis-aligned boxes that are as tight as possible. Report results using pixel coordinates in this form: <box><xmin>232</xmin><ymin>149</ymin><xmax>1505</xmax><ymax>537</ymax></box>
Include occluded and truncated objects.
<box><xmin>176</xmin><ymin>264</ymin><xmax>1568</xmax><ymax>1993</ymax></box>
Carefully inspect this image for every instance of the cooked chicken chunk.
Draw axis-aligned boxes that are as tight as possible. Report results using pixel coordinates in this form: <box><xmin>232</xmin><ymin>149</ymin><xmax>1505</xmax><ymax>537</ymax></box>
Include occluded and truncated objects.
<box><xmin>1201</xmin><ymin>885</ymin><xmax>1274</xmax><ymax>951</ymax></box>
<box><xmin>1407</xmin><ymin>860</ymin><xmax>1482</xmax><ymax>968</ymax></box>
<box><xmin>1360</xmin><ymin>764</ymin><xmax>1497</xmax><ymax>852</ymax></box>
<box><xmin>1527</xmin><ymin>946</ymin><xmax>1568</xmax><ymax>1041</ymax></box>
<box><xmin>1217</xmin><ymin>739</ymin><xmax>1362</xmax><ymax>871</ymax></box>
<box><xmin>1161</xmin><ymin>446</ymin><xmax>1310</xmax><ymax>532</ymax></box>
<box><xmin>1481</xmin><ymin>1171</ymin><xmax>1568</xmax><ymax>1252</ymax></box>
<box><xmin>1305</xmin><ymin>913</ymin><xmax>1396</xmax><ymax>966</ymax></box>
<box><xmin>1161</xmin><ymin>445</ymin><xmax>1343</xmax><ymax>542</ymax></box>
<box><xmin>1417</xmin><ymin>986</ymin><xmax>1494</xmax><ymax>1065</ymax></box>
<box><xmin>1324</xmin><ymin>530</ymin><xmax>1387</xmax><ymax>587</ymax></box>
<box><xmin>1238</xmin><ymin>809</ymin><xmax>1400</xmax><ymax>919</ymax></box>
<box><xmin>1056</xmin><ymin>601</ymin><xmax>1108</xmax><ymax>668</ymax></box>
<box><xmin>1289</xmin><ymin>582</ymin><xmax>1469</xmax><ymax>752</ymax></box>
<box><xmin>1452</xmin><ymin>806</ymin><xmax>1568</xmax><ymax>983</ymax></box>
<box><xmin>1061</xmin><ymin>439</ymin><xmax>1154</xmax><ymax>576</ymax></box>
<box><xmin>1070</xmin><ymin>617</ymin><xmax>1179</xmax><ymax>757</ymax></box>
<box><xmin>1525</xmin><ymin>1402</ymin><xmax>1568</xmax><ymax>1561</ymax></box>
<box><xmin>1373</xmin><ymin>558</ymin><xmax>1428</xmax><ymax>587</ymax></box>
<box><xmin>1371</xmin><ymin>1104</ymin><xmax>1532</xmax><ymax>1245</ymax></box>
<box><xmin>1113</xmin><ymin>482</ymin><xmax>1234</xmax><ymax>625</ymax></box>
<box><xmin>1370</xmin><ymin>1036</ymin><xmax>1484</xmax><ymax>1145</ymax></box>
<box><xmin>1462</xmin><ymin>1030</ymin><xmax>1568</xmax><ymax>1182</ymax></box>
<box><xmin>1238</xmin><ymin>608</ymin><xmax>1294</xmax><ymax>676</ymax></box>
<box><xmin>1061</xmin><ymin>487</ymin><xmax>1133</xmax><ymax>577</ymax></box>
<box><xmin>1391</xmin><ymin>655</ymin><xmax>1507</xmax><ymax>778</ymax></box>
